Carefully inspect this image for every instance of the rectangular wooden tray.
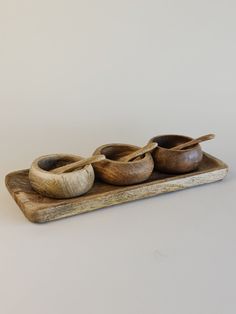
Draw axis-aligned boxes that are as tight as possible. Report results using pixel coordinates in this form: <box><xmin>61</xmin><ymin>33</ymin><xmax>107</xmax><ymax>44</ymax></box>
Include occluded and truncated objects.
<box><xmin>5</xmin><ymin>152</ymin><xmax>228</xmax><ymax>223</ymax></box>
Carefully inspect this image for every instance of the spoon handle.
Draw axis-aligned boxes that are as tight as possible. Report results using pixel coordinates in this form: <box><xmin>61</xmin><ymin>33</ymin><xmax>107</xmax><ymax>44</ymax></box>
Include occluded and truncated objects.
<box><xmin>118</xmin><ymin>142</ymin><xmax>157</xmax><ymax>162</ymax></box>
<box><xmin>51</xmin><ymin>155</ymin><xmax>105</xmax><ymax>174</ymax></box>
<box><xmin>172</xmin><ymin>134</ymin><xmax>215</xmax><ymax>151</ymax></box>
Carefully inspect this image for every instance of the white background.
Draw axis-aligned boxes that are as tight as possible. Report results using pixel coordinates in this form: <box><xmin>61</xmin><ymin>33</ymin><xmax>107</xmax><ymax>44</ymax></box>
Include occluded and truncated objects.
<box><xmin>0</xmin><ymin>0</ymin><xmax>236</xmax><ymax>313</ymax></box>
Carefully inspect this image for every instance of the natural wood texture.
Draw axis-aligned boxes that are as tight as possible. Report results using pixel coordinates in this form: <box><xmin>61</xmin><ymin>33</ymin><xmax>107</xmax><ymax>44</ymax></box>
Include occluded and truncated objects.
<box><xmin>172</xmin><ymin>134</ymin><xmax>215</xmax><ymax>151</ymax></box>
<box><xmin>150</xmin><ymin>134</ymin><xmax>203</xmax><ymax>174</ymax></box>
<box><xmin>29</xmin><ymin>154</ymin><xmax>95</xmax><ymax>198</ymax></box>
<box><xmin>5</xmin><ymin>153</ymin><xmax>228</xmax><ymax>223</ymax></box>
<box><xmin>51</xmin><ymin>155</ymin><xmax>105</xmax><ymax>174</ymax></box>
<box><xmin>118</xmin><ymin>142</ymin><xmax>157</xmax><ymax>162</ymax></box>
<box><xmin>93</xmin><ymin>144</ymin><xmax>154</xmax><ymax>185</ymax></box>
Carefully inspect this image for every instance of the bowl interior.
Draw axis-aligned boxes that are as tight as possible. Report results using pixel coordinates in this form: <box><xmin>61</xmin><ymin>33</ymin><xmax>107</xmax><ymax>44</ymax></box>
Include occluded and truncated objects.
<box><xmin>100</xmin><ymin>145</ymin><xmax>141</xmax><ymax>161</ymax></box>
<box><xmin>38</xmin><ymin>156</ymin><xmax>78</xmax><ymax>171</ymax></box>
<box><xmin>152</xmin><ymin>135</ymin><xmax>196</xmax><ymax>150</ymax></box>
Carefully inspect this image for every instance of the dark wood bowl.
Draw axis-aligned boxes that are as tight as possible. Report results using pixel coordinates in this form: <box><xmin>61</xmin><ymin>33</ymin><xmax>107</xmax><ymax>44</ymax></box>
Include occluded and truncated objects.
<box><xmin>93</xmin><ymin>144</ymin><xmax>154</xmax><ymax>185</ymax></box>
<box><xmin>149</xmin><ymin>135</ymin><xmax>203</xmax><ymax>174</ymax></box>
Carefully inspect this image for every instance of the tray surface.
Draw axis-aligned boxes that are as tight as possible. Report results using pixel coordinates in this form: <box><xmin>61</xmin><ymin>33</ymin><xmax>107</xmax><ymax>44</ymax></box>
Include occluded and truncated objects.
<box><xmin>5</xmin><ymin>153</ymin><xmax>228</xmax><ymax>223</ymax></box>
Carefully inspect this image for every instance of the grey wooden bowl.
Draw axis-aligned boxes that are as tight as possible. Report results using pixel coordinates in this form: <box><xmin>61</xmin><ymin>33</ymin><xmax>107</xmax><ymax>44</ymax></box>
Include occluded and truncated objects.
<box><xmin>29</xmin><ymin>154</ymin><xmax>95</xmax><ymax>198</ymax></box>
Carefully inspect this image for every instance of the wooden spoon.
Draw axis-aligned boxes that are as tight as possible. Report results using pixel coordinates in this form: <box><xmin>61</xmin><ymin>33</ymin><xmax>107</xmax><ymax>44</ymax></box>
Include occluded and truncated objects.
<box><xmin>51</xmin><ymin>155</ymin><xmax>105</xmax><ymax>174</ymax></box>
<box><xmin>171</xmin><ymin>134</ymin><xmax>215</xmax><ymax>151</ymax></box>
<box><xmin>118</xmin><ymin>142</ymin><xmax>158</xmax><ymax>162</ymax></box>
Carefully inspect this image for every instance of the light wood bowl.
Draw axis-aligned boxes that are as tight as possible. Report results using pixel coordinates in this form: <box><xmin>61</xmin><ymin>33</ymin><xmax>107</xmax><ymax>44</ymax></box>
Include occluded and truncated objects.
<box><xmin>29</xmin><ymin>154</ymin><xmax>95</xmax><ymax>198</ymax></box>
<box><xmin>93</xmin><ymin>144</ymin><xmax>154</xmax><ymax>185</ymax></box>
<box><xmin>149</xmin><ymin>134</ymin><xmax>203</xmax><ymax>174</ymax></box>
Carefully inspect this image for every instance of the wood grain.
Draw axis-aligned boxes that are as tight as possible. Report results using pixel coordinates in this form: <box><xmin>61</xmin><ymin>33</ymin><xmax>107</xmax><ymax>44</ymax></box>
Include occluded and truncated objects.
<box><xmin>93</xmin><ymin>143</ymin><xmax>155</xmax><ymax>185</ymax></box>
<box><xmin>5</xmin><ymin>152</ymin><xmax>228</xmax><ymax>223</ymax></box>
<box><xmin>149</xmin><ymin>134</ymin><xmax>203</xmax><ymax>174</ymax></box>
<box><xmin>29</xmin><ymin>154</ymin><xmax>95</xmax><ymax>198</ymax></box>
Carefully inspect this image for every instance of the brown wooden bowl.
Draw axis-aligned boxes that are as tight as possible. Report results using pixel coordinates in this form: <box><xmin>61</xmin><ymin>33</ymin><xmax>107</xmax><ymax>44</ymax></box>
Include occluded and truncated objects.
<box><xmin>149</xmin><ymin>135</ymin><xmax>203</xmax><ymax>174</ymax></box>
<box><xmin>93</xmin><ymin>144</ymin><xmax>154</xmax><ymax>185</ymax></box>
<box><xmin>29</xmin><ymin>154</ymin><xmax>95</xmax><ymax>198</ymax></box>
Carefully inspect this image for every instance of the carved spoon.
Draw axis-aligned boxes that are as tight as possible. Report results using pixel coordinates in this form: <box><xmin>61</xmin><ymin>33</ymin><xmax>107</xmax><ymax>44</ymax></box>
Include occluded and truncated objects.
<box><xmin>51</xmin><ymin>155</ymin><xmax>105</xmax><ymax>174</ymax></box>
<box><xmin>118</xmin><ymin>142</ymin><xmax>158</xmax><ymax>162</ymax></box>
<box><xmin>171</xmin><ymin>134</ymin><xmax>215</xmax><ymax>151</ymax></box>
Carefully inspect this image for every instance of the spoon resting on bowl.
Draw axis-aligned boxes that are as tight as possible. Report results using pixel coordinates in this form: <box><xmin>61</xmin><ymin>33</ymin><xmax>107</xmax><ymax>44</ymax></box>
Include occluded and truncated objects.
<box><xmin>117</xmin><ymin>142</ymin><xmax>157</xmax><ymax>162</ymax></box>
<box><xmin>171</xmin><ymin>134</ymin><xmax>215</xmax><ymax>151</ymax></box>
<box><xmin>51</xmin><ymin>154</ymin><xmax>105</xmax><ymax>174</ymax></box>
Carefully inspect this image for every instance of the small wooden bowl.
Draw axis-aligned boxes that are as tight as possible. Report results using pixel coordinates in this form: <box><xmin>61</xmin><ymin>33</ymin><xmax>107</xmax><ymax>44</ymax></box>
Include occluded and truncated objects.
<box><xmin>93</xmin><ymin>144</ymin><xmax>154</xmax><ymax>185</ymax></box>
<box><xmin>149</xmin><ymin>135</ymin><xmax>203</xmax><ymax>174</ymax></box>
<box><xmin>29</xmin><ymin>154</ymin><xmax>95</xmax><ymax>198</ymax></box>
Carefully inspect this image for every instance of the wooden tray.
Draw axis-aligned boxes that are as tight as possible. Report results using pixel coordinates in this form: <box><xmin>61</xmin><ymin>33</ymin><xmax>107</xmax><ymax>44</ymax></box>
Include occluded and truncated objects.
<box><xmin>5</xmin><ymin>152</ymin><xmax>228</xmax><ymax>223</ymax></box>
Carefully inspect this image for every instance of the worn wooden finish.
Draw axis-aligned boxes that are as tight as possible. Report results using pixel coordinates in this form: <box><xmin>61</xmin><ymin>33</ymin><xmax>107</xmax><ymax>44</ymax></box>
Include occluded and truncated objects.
<box><xmin>150</xmin><ymin>135</ymin><xmax>203</xmax><ymax>174</ymax></box>
<box><xmin>172</xmin><ymin>134</ymin><xmax>215</xmax><ymax>151</ymax></box>
<box><xmin>51</xmin><ymin>155</ymin><xmax>105</xmax><ymax>174</ymax></box>
<box><xmin>6</xmin><ymin>152</ymin><xmax>228</xmax><ymax>223</ymax></box>
<box><xmin>118</xmin><ymin>142</ymin><xmax>157</xmax><ymax>162</ymax></box>
<box><xmin>29</xmin><ymin>154</ymin><xmax>95</xmax><ymax>198</ymax></box>
<box><xmin>93</xmin><ymin>143</ymin><xmax>154</xmax><ymax>185</ymax></box>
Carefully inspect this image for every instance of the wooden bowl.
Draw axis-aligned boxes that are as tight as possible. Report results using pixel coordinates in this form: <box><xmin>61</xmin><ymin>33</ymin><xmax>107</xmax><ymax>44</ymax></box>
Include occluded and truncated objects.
<box><xmin>29</xmin><ymin>154</ymin><xmax>95</xmax><ymax>198</ymax></box>
<box><xmin>149</xmin><ymin>135</ymin><xmax>203</xmax><ymax>174</ymax></box>
<box><xmin>93</xmin><ymin>144</ymin><xmax>154</xmax><ymax>185</ymax></box>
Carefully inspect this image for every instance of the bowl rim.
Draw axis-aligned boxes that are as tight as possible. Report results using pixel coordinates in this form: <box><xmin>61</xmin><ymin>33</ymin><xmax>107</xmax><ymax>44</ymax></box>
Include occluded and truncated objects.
<box><xmin>149</xmin><ymin>134</ymin><xmax>201</xmax><ymax>152</ymax></box>
<box><xmin>30</xmin><ymin>154</ymin><xmax>92</xmax><ymax>176</ymax></box>
<box><xmin>93</xmin><ymin>143</ymin><xmax>153</xmax><ymax>164</ymax></box>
